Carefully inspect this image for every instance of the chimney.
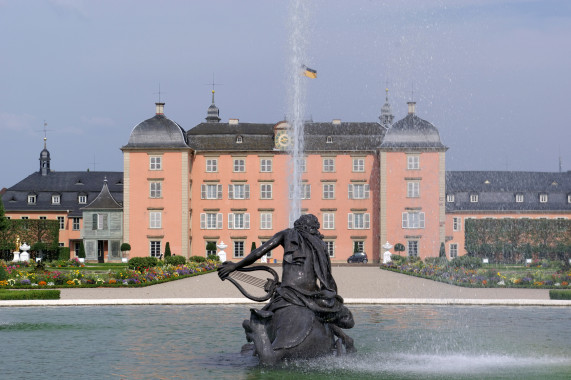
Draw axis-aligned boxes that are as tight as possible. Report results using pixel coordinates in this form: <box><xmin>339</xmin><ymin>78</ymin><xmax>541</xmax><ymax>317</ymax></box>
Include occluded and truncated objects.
<box><xmin>229</xmin><ymin>118</ymin><xmax>239</xmax><ymax>125</ymax></box>
<box><xmin>407</xmin><ymin>101</ymin><xmax>416</xmax><ymax>115</ymax></box>
<box><xmin>332</xmin><ymin>119</ymin><xmax>341</xmax><ymax>125</ymax></box>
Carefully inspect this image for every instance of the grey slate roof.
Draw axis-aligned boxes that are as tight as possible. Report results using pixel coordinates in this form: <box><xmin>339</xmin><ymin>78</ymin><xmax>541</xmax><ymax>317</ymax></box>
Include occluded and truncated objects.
<box><xmin>123</xmin><ymin>114</ymin><xmax>188</xmax><ymax>149</ymax></box>
<box><xmin>82</xmin><ymin>180</ymin><xmax>122</xmax><ymax>210</ymax></box>
<box><xmin>380</xmin><ymin>113</ymin><xmax>446</xmax><ymax>150</ymax></box>
<box><xmin>446</xmin><ymin>171</ymin><xmax>571</xmax><ymax>212</ymax></box>
<box><xmin>2</xmin><ymin>171</ymin><xmax>123</xmax><ymax>217</ymax></box>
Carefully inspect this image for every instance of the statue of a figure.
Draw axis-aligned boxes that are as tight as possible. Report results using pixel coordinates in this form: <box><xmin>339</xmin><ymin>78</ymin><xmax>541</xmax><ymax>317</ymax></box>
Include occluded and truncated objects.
<box><xmin>218</xmin><ymin>214</ymin><xmax>355</xmax><ymax>365</ymax></box>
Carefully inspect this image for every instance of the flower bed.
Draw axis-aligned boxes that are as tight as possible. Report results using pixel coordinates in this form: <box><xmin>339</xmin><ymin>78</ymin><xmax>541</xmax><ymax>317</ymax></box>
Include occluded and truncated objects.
<box><xmin>381</xmin><ymin>260</ymin><xmax>571</xmax><ymax>289</ymax></box>
<box><xmin>0</xmin><ymin>260</ymin><xmax>220</xmax><ymax>289</ymax></box>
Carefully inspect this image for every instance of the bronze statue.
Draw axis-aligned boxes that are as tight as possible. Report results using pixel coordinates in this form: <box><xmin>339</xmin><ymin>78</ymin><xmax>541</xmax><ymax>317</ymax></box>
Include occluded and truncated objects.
<box><xmin>218</xmin><ymin>214</ymin><xmax>355</xmax><ymax>365</ymax></box>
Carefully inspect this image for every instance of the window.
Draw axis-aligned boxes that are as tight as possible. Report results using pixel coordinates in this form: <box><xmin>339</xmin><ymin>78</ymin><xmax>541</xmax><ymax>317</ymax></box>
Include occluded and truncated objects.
<box><xmin>236</xmin><ymin>136</ymin><xmax>243</xmax><ymax>143</ymax></box>
<box><xmin>348</xmin><ymin>213</ymin><xmax>370</xmax><ymax>229</ymax></box>
<box><xmin>402</xmin><ymin>212</ymin><xmax>425</xmax><ymax>229</ymax></box>
<box><xmin>289</xmin><ymin>184</ymin><xmax>311</xmax><ymax>199</ymax></box>
<box><xmin>74</xmin><ymin>242</ymin><xmax>81</xmax><ymax>256</ymax></box>
<box><xmin>450</xmin><ymin>243</ymin><xmax>458</xmax><ymax>258</ymax></box>
<box><xmin>21</xmin><ymin>216</ymin><xmax>29</xmax><ymax>220</ymax></box>
<box><xmin>233</xmin><ymin>241</ymin><xmax>245</xmax><ymax>258</ymax></box>
<box><xmin>200</xmin><ymin>213</ymin><xmax>223</xmax><ymax>229</ymax></box>
<box><xmin>326</xmin><ymin>136</ymin><xmax>333</xmax><ymax>143</ymax></box>
<box><xmin>149</xmin><ymin>156</ymin><xmax>162</xmax><ymax>170</ymax></box>
<box><xmin>539</xmin><ymin>193</ymin><xmax>548</xmax><ymax>203</ymax></box>
<box><xmin>201</xmin><ymin>184</ymin><xmax>222</xmax><ymax>199</ymax></box>
<box><xmin>206</xmin><ymin>158</ymin><xmax>218</xmax><ymax>172</ymax></box>
<box><xmin>149</xmin><ymin>211</ymin><xmax>162</xmax><ymax>229</ymax></box>
<box><xmin>72</xmin><ymin>217</ymin><xmax>80</xmax><ymax>231</ymax></box>
<box><xmin>325</xmin><ymin>241</ymin><xmax>335</xmax><ymax>257</ymax></box>
<box><xmin>353</xmin><ymin>241</ymin><xmax>365</xmax><ymax>253</ymax></box>
<box><xmin>260</xmin><ymin>212</ymin><xmax>273</xmax><ymax>229</ymax></box>
<box><xmin>348</xmin><ymin>184</ymin><xmax>370</xmax><ymax>199</ymax></box>
<box><xmin>57</xmin><ymin>216</ymin><xmax>65</xmax><ymax>230</ymax></box>
<box><xmin>297</xmin><ymin>158</ymin><xmax>307</xmax><ymax>172</ymax></box>
<box><xmin>206</xmin><ymin>241</ymin><xmax>217</xmax><ymax>256</ymax></box>
<box><xmin>408</xmin><ymin>241</ymin><xmax>419</xmax><ymax>257</ymax></box>
<box><xmin>352</xmin><ymin>158</ymin><xmax>365</xmax><ymax>172</ymax></box>
<box><xmin>407</xmin><ymin>181</ymin><xmax>420</xmax><ymax>198</ymax></box>
<box><xmin>260</xmin><ymin>183</ymin><xmax>272</xmax><ymax>199</ymax></box>
<box><xmin>322</xmin><ymin>213</ymin><xmax>335</xmax><ymax>229</ymax></box>
<box><xmin>150</xmin><ymin>181</ymin><xmax>162</xmax><ymax>198</ymax></box>
<box><xmin>322</xmin><ymin>158</ymin><xmax>335</xmax><ymax>172</ymax></box>
<box><xmin>52</xmin><ymin>195</ymin><xmax>61</xmax><ymax>205</ymax></box>
<box><xmin>92</xmin><ymin>214</ymin><xmax>107</xmax><ymax>230</ymax></box>
<box><xmin>446</xmin><ymin>194</ymin><xmax>455</xmax><ymax>203</ymax></box>
<box><xmin>407</xmin><ymin>155</ymin><xmax>420</xmax><ymax>170</ymax></box>
<box><xmin>233</xmin><ymin>158</ymin><xmax>246</xmax><ymax>172</ymax></box>
<box><xmin>27</xmin><ymin>195</ymin><xmax>36</xmax><ymax>204</ymax></box>
<box><xmin>150</xmin><ymin>241</ymin><xmax>161</xmax><ymax>257</ymax></box>
<box><xmin>228</xmin><ymin>213</ymin><xmax>250</xmax><ymax>229</ymax></box>
<box><xmin>568</xmin><ymin>194</ymin><xmax>571</xmax><ymax>204</ymax></box>
<box><xmin>78</xmin><ymin>195</ymin><xmax>87</xmax><ymax>204</ymax></box>
<box><xmin>228</xmin><ymin>184</ymin><xmax>250</xmax><ymax>199</ymax></box>
<box><xmin>260</xmin><ymin>158</ymin><xmax>272</xmax><ymax>172</ymax></box>
<box><xmin>39</xmin><ymin>216</ymin><xmax>47</xmax><ymax>220</ymax></box>
<box><xmin>470</xmin><ymin>194</ymin><xmax>479</xmax><ymax>203</ymax></box>
<box><xmin>323</xmin><ymin>183</ymin><xmax>335</xmax><ymax>199</ymax></box>
<box><xmin>453</xmin><ymin>217</ymin><xmax>461</xmax><ymax>232</ymax></box>
<box><xmin>513</xmin><ymin>193</ymin><xmax>524</xmax><ymax>203</ymax></box>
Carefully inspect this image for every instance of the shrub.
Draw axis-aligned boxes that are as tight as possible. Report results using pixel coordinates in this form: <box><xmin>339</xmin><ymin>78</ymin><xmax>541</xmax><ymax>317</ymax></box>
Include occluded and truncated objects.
<box><xmin>120</xmin><ymin>243</ymin><xmax>131</xmax><ymax>252</ymax></box>
<box><xmin>0</xmin><ymin>264</ymin><xmax>7</xmax><ymax>281</ymax></box>
<box><xmin>164</xmin><ymin>242</ymin><xmax>172</xmax><ymax>258</ymax></box>
<box><xmin>394</xmin><ymin>243</ymin><xmax>405</xmax><ymax>253</ymax></box>
<box><xmin>189</xmin><ymin>256</ymin><xmax>206</xmax><ymax>263</ymax></box>
<box><xmin>128</xmin><ymin>257</ymin><xmax>159</xmax><ymax>270</ymax></box>
<box><xmin>58</xmin><ymin>247</ymin><xmax>70</xmax><ymax>261</ymax></box>
<box><xmin>425</xmin><ymin>257</ymin><xmax>448</xmax><ymax>266</ymax></box>
<box><xmin>165</xmin><ymin>255</ymin><xmax>186</xmax><ymax>266</ymax></box>
<box><xmin>0</xmin><ymin>289</ymin><xmax>60</xmax><ymax>300</ymax></box>
<box><xmin>77</xmin><ymin>241</ymin><xmax>86</xmax><ymax>259</ymax></box>
<box><xmin>549</xmin><ymin>290</ymin><xmax>571</xmax><ymax>300</ymax></box>
<box><xmin>207</xmin><ymin>254</ymin><xmax>221</xmax><ymax>262</ymax></box>
<box><xmin>390</xmin><ymin>254</ymin><xmax>407</xmax><ymax>265</ymax></box>
<box><xmin>448</xmin><ymin>256</ymin><xmax>482</xmax><ymax>269</ymax></box>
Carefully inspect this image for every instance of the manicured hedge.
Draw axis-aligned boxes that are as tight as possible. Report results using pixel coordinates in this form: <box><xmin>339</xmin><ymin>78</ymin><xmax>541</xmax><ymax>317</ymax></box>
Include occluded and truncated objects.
<box><xmin>128</xmin><ymin>257</ymin><xmax>159</xmax><ymax>270</ymax></box>
<box><xmin>0</xmin><ymin>289</ymin><xmax>60</xmax><ymax>300</ymax></box>
<box><xmin>189</xmin><ymin>256</ymin><xmax>206</xmax><ymax>263</ymax></box>
<box><xmin>165</xmin><ymin>256</ymin><xmax>186</xmax><ymax>266</ymax></box>
<box><xmin>549</xmin><ymin>290</ymin><xmax>571</xmax><ymax>300</ymax></box>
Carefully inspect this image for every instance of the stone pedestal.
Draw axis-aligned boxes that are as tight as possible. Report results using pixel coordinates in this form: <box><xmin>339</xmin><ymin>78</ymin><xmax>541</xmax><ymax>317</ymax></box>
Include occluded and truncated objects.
<box><xmin>217</xmin><ymin>241</ymin><xmax>228</xmax><ymax>262</ymax></box>
<box><xmin>12</xmin><ymin>252</ymin><xmax>20</xmax><ymax>262</ymax></box>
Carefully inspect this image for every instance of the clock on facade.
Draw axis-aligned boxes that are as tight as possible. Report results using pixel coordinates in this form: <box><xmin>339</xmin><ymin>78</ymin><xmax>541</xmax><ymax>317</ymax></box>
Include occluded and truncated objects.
<box><xmin>275</xmin><ymin>130</ymin><xmax>291</xmax><ymax>149</ymax></box>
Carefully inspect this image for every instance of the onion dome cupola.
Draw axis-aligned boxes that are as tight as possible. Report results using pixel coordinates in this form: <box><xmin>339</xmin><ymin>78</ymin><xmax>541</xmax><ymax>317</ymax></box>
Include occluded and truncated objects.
<box><xmin>123</xmin><ymin>103</ymin><xmax>188</xmax><ymax>148</ymax></box>
<box><xmin>380</xmin><ymin>102</ymin><xmax>447</xmax><ymax>150</ymax></box>
<box><xmin>39</xmin><ymin>137</ymin><xmax>51</xmax><ymax>176</ymax></box>
<box><xmin>206</xmin><ymin>90</ymin><xmax>221</xmax><ymax>123</ymax></box>
<box><xmin>379</xmin><ymin>87</ymin><xmax>394</xmax><ymax>129</ymax></box>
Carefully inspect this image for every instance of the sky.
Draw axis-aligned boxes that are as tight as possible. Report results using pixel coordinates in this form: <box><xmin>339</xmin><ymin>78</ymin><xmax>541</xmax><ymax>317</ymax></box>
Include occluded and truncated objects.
<box><xmin>1</xmin><ymin>0</ymin><xmax>570</xmax><ymax>189</ymax></box>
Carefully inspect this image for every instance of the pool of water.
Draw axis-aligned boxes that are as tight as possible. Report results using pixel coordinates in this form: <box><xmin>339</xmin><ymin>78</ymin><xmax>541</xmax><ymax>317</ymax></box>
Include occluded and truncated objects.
<box><xmin>2</xmin><ymin>305</ymin><xmax>570</xmax><ymax>379</ymax></box>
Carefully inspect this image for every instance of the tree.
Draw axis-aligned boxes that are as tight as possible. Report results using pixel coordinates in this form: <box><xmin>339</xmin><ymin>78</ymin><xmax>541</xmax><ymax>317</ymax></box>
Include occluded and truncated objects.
<box><xmin>0</xmin><ymin>199</ymin><xmax>15</xmax><ymax>259</ymax></box>
<box><xmin>206</xmin><ymin>241</ymin><xmax>217</xmax><ymax>255</ymax></box>
<box><xmin>77</xmin><ymin>240</ymin><xmax>86</xmax><ymax>259</ymax></box>
<box><xmin>394</xmin><ymin>243</ymin><xmax>405</xmax><ymax>254</ymax></box>
<box><xmin>251</xmin><ymin>241</ymin><xmax>257</xmax><ymax>251</ymax></box>
<box><xmin>120</xmin><ymin>242</ymin><xmax>131</xmax><ymax>256</ymax></box>
<box><xmin>164</xmin><ymin>242</ymin><xmax>171</xmax><ymax>257</ymax></box>
<box><xmin>439</xmin><ymin>242</ymin><xmax>446</xmax><ymax>257</ymax></box>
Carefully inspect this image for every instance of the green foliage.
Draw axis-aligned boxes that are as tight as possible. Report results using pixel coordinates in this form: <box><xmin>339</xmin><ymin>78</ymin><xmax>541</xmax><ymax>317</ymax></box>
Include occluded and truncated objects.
<box><xmin>128</xmin><ymin>257</ymin><xmax>159</xmax><ymax>270</ymax></box>
<box><xmin>77</xmin><ymin>241</ymin><xmax>86</xmax><ymax>259</ymax></box>
<box><xmin>251</xmin><ymin>242</ymin><xmax>257</xmax><ymax>251</ymax></box>
<box><xmin>165</xmin><ymin>255</ymin><xmax>186</xmax><ymax>266</ymax></box>
<box><xmin>58</xmin><ymin>247</ymin><xmax>70</xmax><ymax>261</ymax></box>
<box><xmin>390</xmin><ymin>254</ymin><xmax>407</xmax><ymax>265</ymax></box>
<box><xmin>120</xmin><ymin>242</ymin><xmax>131</xmax><ymax>252</ymax></box>
<box><xmin>549</xmin><ymin>290</ymin><xmax>571</xmax><ymax>300</ymax></box>
<box><xmin>164</xmin><ymin>242</ymin><xmax>171</xmax><ymax>257</ymax></box>
<box><xmin>205</xmin><ymin>242</ymin><xmax>217</xmax><ymax>253</ymax></box>
<box><xmin>0</xmin><ymin>289</ymin><xmax>60</xmax><ymax>300</ymax></box>
<box><xmin>0</xmin><ymin>264</ymin><xmax>8</xmax><ymax>281</ymax></box>
<box><xmin>425</xmin><ymin>257</ymin><xmax>448</xmax><ymax>266</ymax></box>
<box><xmin>207</xmin><ymin>254</ymin><xmax>221</xmax><ymax>262</ymax></box>
<box><xmin>394</xmin><ymin>243</ymin><xmax>405</xmax><ymax>252</ymax></box>
<box><xmin>449</xmin><ymin>255</ymin><xmax>483</xmax><ymax>269</ymax></box>
<box><xmin>439</xmin><ymin>242</ymin><xmax>446</xmax><ymax>257</ymax></box>
<box><xmin>189</xmin><ymin>255</ymin><xmax>206</xmax><ymax>263</ymax></box>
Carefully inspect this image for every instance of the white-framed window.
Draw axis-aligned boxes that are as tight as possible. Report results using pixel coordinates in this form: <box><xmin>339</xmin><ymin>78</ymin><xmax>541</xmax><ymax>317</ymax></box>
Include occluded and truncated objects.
<box><xmin>260</xmin><ymin>212</ymin><xmax>273</xmax><ymax>229</ymax></box>
<box><xmin>325</xmin><ymin>241</ymin><xmax>335</xmax><ymax>257</ymax></box>
<box><xmin>408</xmin><ymin>240</ymin><xmax>419</xmax><ymax>257</ymax></box>
<box><xmin>72</xmin><ymin>217</ymin><xmax>80</xmax><ymax>231</ymax></box>
<box><xmin>57</xmin><ymin>216</ymin><xmax>65</xmax><ymax>230</ymax></box>
<box><xmin>236</xmin><ymin>136</ymin><xmax>243</xmax><ymax>143</ymax></box>
<box><xmin>348</xmin><ymin>213</ymin><xmax>370</xmax><ymax>229</ymax></box>
<box><xmin>348</xmin><ymin>184</ymin><xmax>370</xmax><ymax>199</ymax></box>
<box><xmin>260</xmin><ymin>158</ymin><xmax>272</xmax><ymax>172</ymax></box>
<box><xmin>200</xmin><ymin>213</ymin><xmax>223</xmax><ymax>229</ymax></box>
<box><xmin>39</xmin><ymin>216</ymin><xmax>47</xmax><ymax>220</ymax></box>
<box><xmin>322</xmin><ymin>158</ymin><xmax>335</xmax><ymax>172</ymax></box>
<box><xmin>297</xmin><ymin>158</ymin><xmax>307</xmax><ymax>172</ymax></box>
<box><xmin>233</xmin><ymin>158</ymin><xmax>246</xmax><ymax>172</ymax></box>
<box><xmin>74</xmin><ymin>241</ymin><xmax>81</xmax><ymax>256</ymax></box>
<box><xmin>260</xmin><ymin>183</ymin><xmax>273</xmax><ymax>199</ymax></box>
<box><xmin>206</xmin><ymin>158</ymin><xmax>218</xmax><ymax>172</ymax></box>
<box><xmin>78</xmin><ymin>195</ymin><xmax>87</xmax><ymax>204</ymax></box>
<box><xmin>352</xmin><ymin>158</ymin><xmax>365</xmax><ymax>172</ymax></box>
<box><xmin>353</xmin><ymin>241</ymin><xmax>365</xmax><ymax>253</ymax></box>
<box><xmin>407</xmin><ymin>155</ymin><xmax>420</xmax><ymax>170</ymax></box>
<box><xmin>206</xmin><ymin>241</ymin><xmax>217</xmax><ymax>256</ymax></box>
<box><xmin>539</xmin><ymin>193</ymin><xmax>548</xmax><ymax>203</ymax></box>
<box><xmin>322</xmin><ymin>213</ymin><xmax>335</xmax><ymax>229</ymax></box>
<box><xmin>21</xmin><ymin>216</ymin><xmax>29</xmax><ymax>220</ymax></box>
<box><xmin>450</xmin><ymin>243</ymin><xmax>458</xmax><ymax>258</ymax></box>
<box><xmin>446</xmin><ymin>194</ymin><xmax>455</xmax><ymax>203</ymax></box>
<box><xmin>228</xmin><ymin>213</ymin><xmax>250</xmax><ymax>229</ymax></box>
<box><xmin>568</xmin><ymin>194</ymin><xmax>571</xmax><ymax>204</ymax></box>
<box><xmin>228</xmin><ymin>184</ymin><xmax>250</xmax><ymax>199</ymax></box>
<box><xmin>407</xmin><ymin>181</ymin><xmax>420</xmax><ymax>198</ymax></box>
<box><xmin>150</xmin><ymin>181</ymin><xmax>162</xmax><ymax>198</ymax></box>
<box><xmin>233</xmin><ymin>241</ymin><xmax>245</xmax><ymax>258</ymax></box>
<box><xmin>52</xmin><ymin>195</ymin><xmax>61</xmax><ymax>205</ymax></box>
<box><xmin>470</xmin><ymin>194</ymin><xmax>479</xmax><ymax>203</ymax></box>
<box><xmin>515</xmin><ymin>193</ymin><xmax>524</xmax><ymax>203</ymax></box>
<box><xmin>323</xmin><ymin>183</ymin><xmax>335</xmax><ymax>199</ymax></box>
<box><xmin>453</xmin><ymin>217</ymin><xmax>461</xmax><ymax>232</ymax></box>
<box><xmin>201</xmin><ymin>184</ymin><xmax>223</xmax><ymax>199</ymax></box>
<box><xmin>326</xmin><ymin>136</ymin><xmax>333</xmax><ymax>144</ymax></box>
<box><xmin>27</xmin><ymin>195</ymin><xmax>36</xmax><ymax>204</ymax></box>
<box><xmin>149</xmin><ymin>156</ymin><xmax>162</xmax><ymax>170</ymax></box>
<box><xmin>402</xmin><ymin>212</ymin><xmax>425</xmax><ymax>229</ymax></box>
<box><xmin>92</xmin><ymin>214</ymin><xmax>107</xmax><ymax>230</ymax></box>
<box><xmin>150</xmin><ymin>241</ymin><xmax>161</xmax><ymax>257</ymax></box>
<box><xmin>149</xmin><ymin>211</ymin><xmax>162</xmax><ymax>229</ymax></box>
<box><xmin>289</xmin><ymin>184</ymin><xmax>311</xmax><ymax>199</ymax></box>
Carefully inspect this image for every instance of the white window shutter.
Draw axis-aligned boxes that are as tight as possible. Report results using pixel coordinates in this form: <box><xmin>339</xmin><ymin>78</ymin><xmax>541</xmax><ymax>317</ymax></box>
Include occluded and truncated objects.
<box><xmin>420</xmin><ymin>212</ymin><xmax>425</xmax><ymax>228</ymax></box>
<box><xmin>245</xmin><ymin>213</ymin><xmax>250</xmax><ymax>229</ymax></box>
<box><xmin>228</xmin><ymin>213</ymin><xmax>234</xmax><ymax>229</ymax></box>
<box><xmin>92</xmin><ymin>214</ymin><xmax>97</xmax><ymax>230</ymax></box>
<box><xmin>200</xmin><ymin>213</ymin><xmax>206</xmax><ymax>229</ymax></box>
<box><xmin>348</xmin><ymin>184</ymin><xmax>353</xmax><ymax>200</ymax></box>
<box><xmin>217</xmin><ymin>184</ymin><xmax>223</xmax><ymax>199</ymax></box>
<box><xmin>348</xmin><ymin>213</ymin><xmax>353</xmax><ymax>229</ymax></box>
<box><xmin>364</xmin><ymin>184</ymin><xmax>370</xmax><ymax>199</ymax></box>
<box><xmin>217</xmin><ymin>213</ymin><xmax>223</xmax><ymax>229</ymax></box>
<box><xmin>201</xmin><ymin>184</ymin><xmax>206</xmax><ymax>199</ymax></box>
<box><xmin>364</xmin><ymin>213</ymin><xmax>370</xmax><ymax>229</ymax></box>
<box><xmin>245</xmin><ymin>184</ymin><xmax>250</xmax><ymax>199</ymax></box>
<box><xmin>228</xmin><ymin>185</ymin><xmax>234</xmax><ymax>199</ymax></box>
<box><xmin>402</xmin><ymin>212</ymin><xmax>408</xmax><ymax>228</ymax></box>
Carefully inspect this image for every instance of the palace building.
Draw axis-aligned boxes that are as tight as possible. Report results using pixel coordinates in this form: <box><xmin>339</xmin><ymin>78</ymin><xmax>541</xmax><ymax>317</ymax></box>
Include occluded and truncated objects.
<box><xmin>3</xmin><ymin>92</ymin><xmax>571</xmax><ymax>262</ymax></box>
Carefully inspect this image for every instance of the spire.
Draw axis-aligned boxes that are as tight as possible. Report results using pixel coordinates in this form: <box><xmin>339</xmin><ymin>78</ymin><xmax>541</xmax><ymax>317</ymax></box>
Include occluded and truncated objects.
<box><xmin>39</xmin><ymin>137</ymin><xmax>51</xmax><ymax>176</ymax></box>
<box><xmin>206</xmin><ymin>89</ymin><xmax>221</xmax><ymax>123</ymax></box>
<box><xmin>379</xmin><ymin>87</ymin><xmax>394</xmax><ymax>128</ymax></box>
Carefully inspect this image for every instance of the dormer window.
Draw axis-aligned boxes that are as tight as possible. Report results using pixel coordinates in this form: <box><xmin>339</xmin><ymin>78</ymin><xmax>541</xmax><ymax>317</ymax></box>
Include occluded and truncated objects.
<box><xmin>78</xmin><ymin>195</ymin><xmax>87</xmax><ymax>204</ymax></box>
<box><xmin>539</xmin><ymin>193</ymin><xmax>548</xmax><ymax>203</ymax></box>
<box><xmin>568</xmin><ymin>194</ymin><xmax>571</xmax><ymax>204</ymax></box>
<box><xmin>52</xmin><ymin>195</ymin><xmax>61</xmax><ymax>205</ymax></box>
<box><xmin>470</xmin><ymin>194</ymin><xmax>479</xmax><ymax>203</ymax></box>
<box><xmin>446</xmin><ymin>194</ymin><xmax>455</xmax><ymax>203</ymax></box>
<box><xmin>515</xmin><ymin>194</ymin><xmax>524</xmax><ymax>203</ymax></box>
<box><xmin>236</xmin><ymin>136</ymin><xmax>243</xmax><ymax>143</ymax></box>
<box><xmin>326</xmin><ymin>136</ymin><xmax>333</xmax><ymax>143</ymax></box>
<box><xmin>27</xmin><ymin>194</ymin><xmax>36</xmax><ymax>204</ymax></box>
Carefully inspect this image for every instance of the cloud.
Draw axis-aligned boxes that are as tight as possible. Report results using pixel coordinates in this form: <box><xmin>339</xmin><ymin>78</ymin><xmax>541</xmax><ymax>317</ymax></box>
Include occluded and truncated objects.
<box><xmin>0</xmin><ymin>112</ymin><xmax>36</xmax><ymax>134</ymax></box>
<box><xmin>80</xmin><ymin>116</ymin><xmax>116</xmax><ymax>128</ymax></box>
